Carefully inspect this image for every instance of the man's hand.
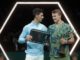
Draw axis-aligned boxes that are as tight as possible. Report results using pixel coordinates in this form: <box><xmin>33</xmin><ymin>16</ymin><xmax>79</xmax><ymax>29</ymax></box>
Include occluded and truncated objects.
<box><xmin>60</xmin><ymin>38</ymin><xmax>67</xmax><ymax>45</ymax></box>
<box><xmin>26</xmin><ymin>35</ymin><xmax>32</xmax><ymax>41</ymax></box>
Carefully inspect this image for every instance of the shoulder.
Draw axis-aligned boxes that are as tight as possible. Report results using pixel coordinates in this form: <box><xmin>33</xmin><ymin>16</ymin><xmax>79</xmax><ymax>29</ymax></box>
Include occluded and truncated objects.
<box><xmin>48</xmin><ymin>24</ymin><xmax>55</xmax><ymax>29</ymax></box>
<box><xmin>63</xmin><ymin>22</ymin><xmax>73</xmax><ymax>32</ymax></box>
<box><xmin>23</xmin><ymin>23</ymin><xmax>31</xmax><ymax>30</ymax></box>
<box><xmin>63</xmin><ymin>22</ymin><xmax>71</xmax><ymax>28</ymax></box>
<box><xmin>64</xmin><ymin>22</ymin><xmax>69</xmax><ymax>26</ymax></box>
<box><xmin>40</xmin><ymin>23</ymin><xmax>47</xmax><ymax>28</ymax></box>
<box><xmin>48</xmin><ymin>24</ymin><xmax>55</xmax><ymax>33</ymax></box>
<box><xmin>40</xmin><ymin>23</ymin><xmax>47</xmax><ymax>31</ymax></box>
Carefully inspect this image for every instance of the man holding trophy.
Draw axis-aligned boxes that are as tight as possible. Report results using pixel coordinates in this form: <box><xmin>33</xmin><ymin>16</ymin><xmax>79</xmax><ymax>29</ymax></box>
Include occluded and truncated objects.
<box><xmin>18</xmin><ymin>8</ymin><xmax>48</xmax><ymax>60</ymax></box>
<box><xmin>48</xmin><ymin>9</ymin><xmax>75</xmax><ymax>60</ymax></box>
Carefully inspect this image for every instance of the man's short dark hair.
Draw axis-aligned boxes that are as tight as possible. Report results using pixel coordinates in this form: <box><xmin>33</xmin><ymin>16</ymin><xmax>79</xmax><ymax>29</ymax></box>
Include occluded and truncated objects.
<box><xmin>33</xmin><ymin>8</ymin><xmax>43</xmax><ymax>16</ymax></box>
<box><xmin>52</xmin><ymin>9</ymin><xmax>62</xmax><ymax>16</ymax></box>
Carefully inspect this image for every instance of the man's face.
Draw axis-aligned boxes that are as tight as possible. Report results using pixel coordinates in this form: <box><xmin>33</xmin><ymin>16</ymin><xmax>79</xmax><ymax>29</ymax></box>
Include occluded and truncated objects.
<box><xmin>52</xmin><ymin>13</ymin><xmax>61</xmax><ymax>23</ymax></box>
<box><xmin>36</xmin><ymin>12</ymin><xmax>44</xmax><ymax>22</ymax></box>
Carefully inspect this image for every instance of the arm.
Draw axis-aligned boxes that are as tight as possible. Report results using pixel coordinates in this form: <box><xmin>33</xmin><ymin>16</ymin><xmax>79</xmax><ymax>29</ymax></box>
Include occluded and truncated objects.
<box><xmin>61</xmin><ymin>33</ymin><xmax>74</xmax><ymax>45</ymax></box>
<box><xmin>61</xmin><ymin>24</ymin><xmax>75</xmax><ymax>45</ymax></box>
<box><xmin>18</xmin><ymin>26</ymin><xmax>28</xmax><ymax>44</ymax></box>
<box><xmin>67</xmin><ymin>33</ymin><xmax>74</xmax><ymax>44</ymax></box>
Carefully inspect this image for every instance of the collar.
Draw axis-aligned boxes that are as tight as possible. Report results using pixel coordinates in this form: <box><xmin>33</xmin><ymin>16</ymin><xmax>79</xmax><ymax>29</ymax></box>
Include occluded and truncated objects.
<box><xmin>31</xmin><ymin>21</ymin><xmax>40</xmax><ymax>26</ymax></box>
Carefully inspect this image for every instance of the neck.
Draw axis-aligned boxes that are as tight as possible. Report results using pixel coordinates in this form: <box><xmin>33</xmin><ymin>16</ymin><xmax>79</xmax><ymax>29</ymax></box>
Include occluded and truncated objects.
<box><xmin>33</xmin><ymin>18</ymin><xmax>39</xmax><ymax>24</ymax></box>
<box><xmin>56</xmin><ymin>19</ymin><xmax>63</xmax><ymax>25</ymax></box>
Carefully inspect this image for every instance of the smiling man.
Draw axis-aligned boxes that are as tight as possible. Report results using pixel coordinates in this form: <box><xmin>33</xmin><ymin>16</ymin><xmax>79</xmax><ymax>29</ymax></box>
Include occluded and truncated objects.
<box><xmin>48</xmin><ymin>9</ymin><xmax>75</xmax><ymax>60</ymax></box>
<box><xmin>18</xmin><ymin>8</ymin><xmax>47</xmax><ymax>60</ymax></box>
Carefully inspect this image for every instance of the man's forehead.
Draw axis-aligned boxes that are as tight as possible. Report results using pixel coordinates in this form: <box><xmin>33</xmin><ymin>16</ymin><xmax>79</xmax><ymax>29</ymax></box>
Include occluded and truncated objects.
<box><xmin>40</xmin><ymin>12</ymin><xmax>43</xmax><ymax>14</ymax></box>
<box><xmin>52</xmin><ymin>13</ymin><xmax>60</xmax><ymax>16</ymax></box>
<box><xmin>52</xmin><ymin>12</ymin><xmax>58</xmax><ymax>14</ymax></box>
<box><xmin>38</xmin><ymin>12</ymin><xmax>43</xmax><ymax>15</ymax></box>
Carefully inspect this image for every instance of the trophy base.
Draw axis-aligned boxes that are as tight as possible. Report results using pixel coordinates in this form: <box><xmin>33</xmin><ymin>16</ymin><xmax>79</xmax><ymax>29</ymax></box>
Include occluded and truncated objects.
<box><xmin>59</xmin><ymin>52</ymin><xmax>66</xmax><ymax>58</ymax></box>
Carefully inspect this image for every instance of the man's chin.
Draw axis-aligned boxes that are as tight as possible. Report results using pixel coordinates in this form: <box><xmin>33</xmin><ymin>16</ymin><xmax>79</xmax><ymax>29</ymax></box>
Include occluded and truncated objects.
<box><xmin>40</xmin><ymin>20</ymin><xmax>42</xmax><ymax>22</ymax></box>
<box><xmin>54</xmin><ymin>21</ymin><xmax>57</xmax><ymax>23</ymax></box>
<box><xmin>54</xmin><ymin>20</ymin><xmax>58</xmax><ymax>23</ymax></box>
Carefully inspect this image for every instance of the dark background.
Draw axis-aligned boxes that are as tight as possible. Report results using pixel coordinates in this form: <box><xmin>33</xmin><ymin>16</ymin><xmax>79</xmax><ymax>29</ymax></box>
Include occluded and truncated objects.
<box><xmin>0</xmin><ymin>0</ymin><xmax>80</xmax><ymax>60</ymax></box>
<box><xmin>0</xmin><ymin>0</ymin><xmax>80</xmax><ymax>33</ymax></box>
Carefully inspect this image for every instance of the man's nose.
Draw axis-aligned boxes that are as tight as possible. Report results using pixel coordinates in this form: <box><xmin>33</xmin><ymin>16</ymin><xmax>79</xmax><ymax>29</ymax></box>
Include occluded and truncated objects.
<box><xmin>42</xmin><ymin>16</ymin><xmax>44</xmax><ymax>19</ymax></box>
